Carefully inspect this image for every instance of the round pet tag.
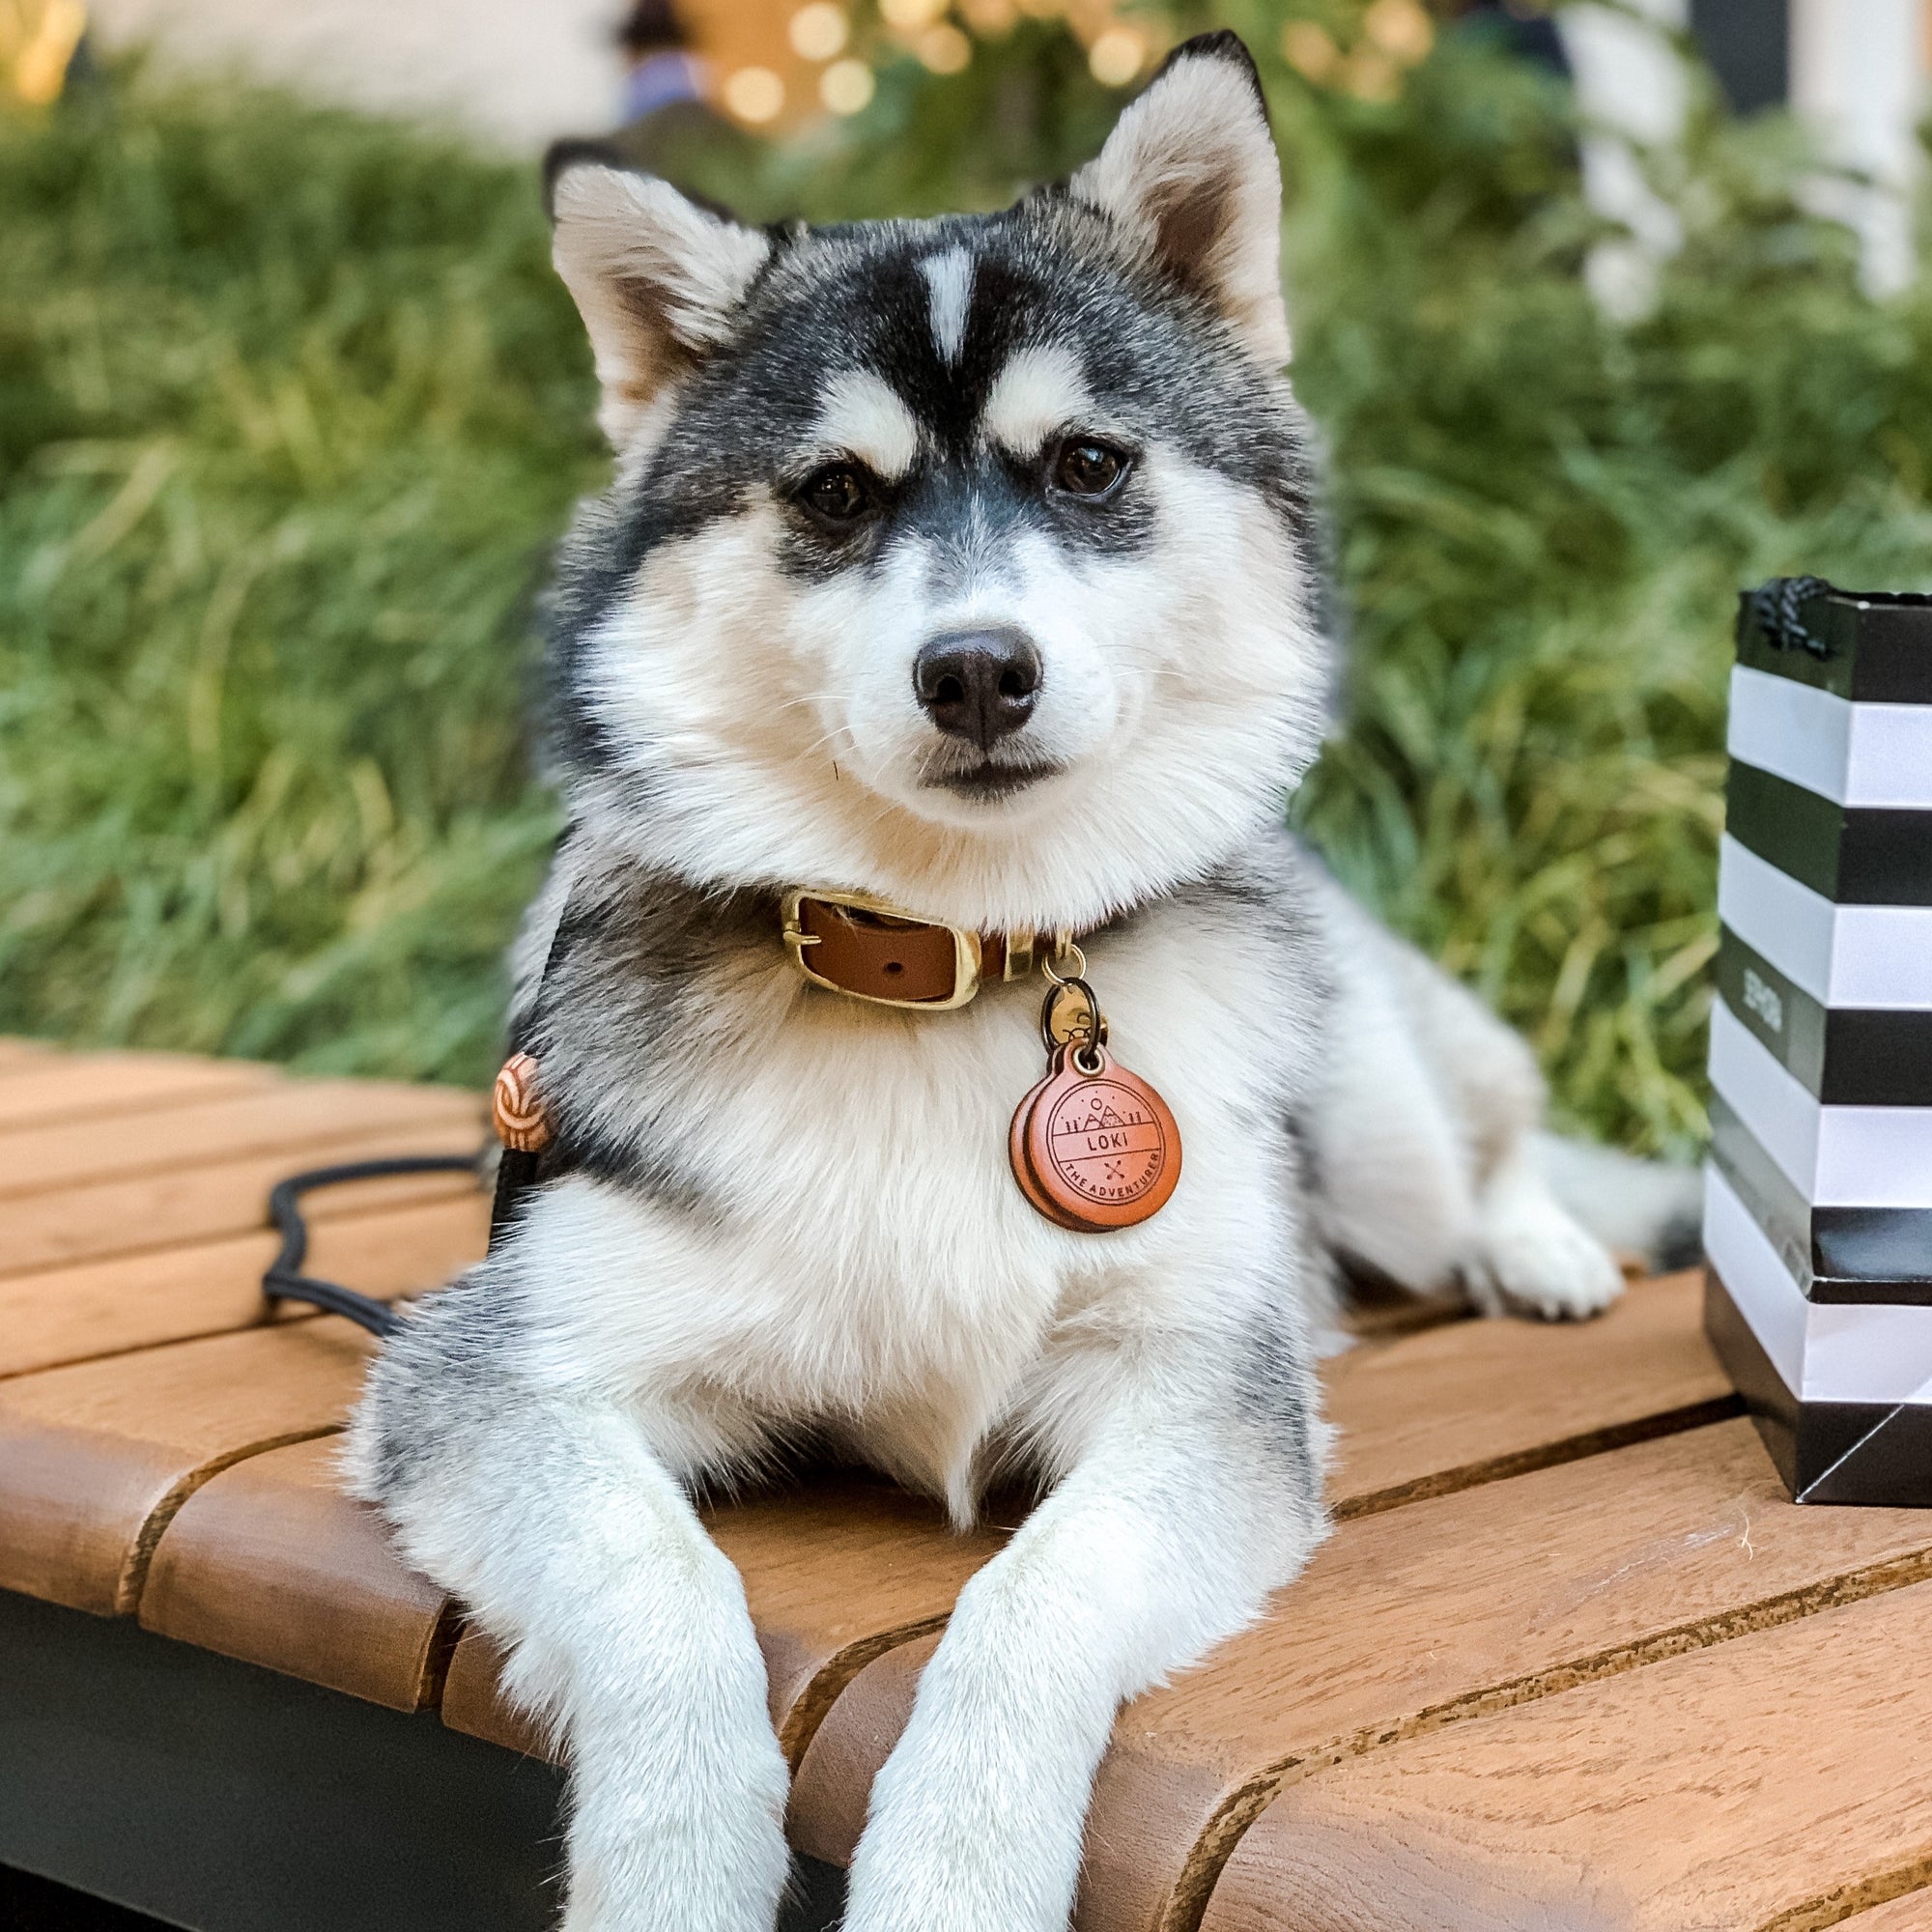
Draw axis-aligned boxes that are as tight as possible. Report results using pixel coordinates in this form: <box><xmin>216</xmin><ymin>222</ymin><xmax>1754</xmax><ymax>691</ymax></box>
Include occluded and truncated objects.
<box><xmin>1009</xmin><ymin>1069</ymin><xmax>1082</xmax><ymax>1229</ymax></box>
<box><xmin>1013</xmin><ymin>1040</ymin><xmax>1180</xmax><ymax>1232</ymax></box>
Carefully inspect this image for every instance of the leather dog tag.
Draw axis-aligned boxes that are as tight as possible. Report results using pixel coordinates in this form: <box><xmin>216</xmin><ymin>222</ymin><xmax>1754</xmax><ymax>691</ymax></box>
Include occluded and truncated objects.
<box><xmin>1010</xmin><ymin>1041</ymin><xmax>1180</xmax><ymax>1232</ymax></box>
<box><xmin>1009</xmin><ymin>1065</ymin><xmax>1067</xmax><ymax>1226</ymax></box>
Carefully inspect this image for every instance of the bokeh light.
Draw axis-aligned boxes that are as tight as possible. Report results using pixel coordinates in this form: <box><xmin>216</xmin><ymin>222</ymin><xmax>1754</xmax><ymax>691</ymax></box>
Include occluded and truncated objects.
<box><xmin>958</xmin><ymin>0</ymin><xmax>1019</xmax><ymax>32</ymax></box>
<box><xmin>917</xmin><ymin>23</ymin><xmax>973</xmax><ymax>71</ymax></box>
<box><xmin>9</xmin><ymin>0</ymin><xmax>85</xmax><ymax>104</ymax></box>
<box><xmin>788</xmin><ymin>3</ymin><xmax>851</xmax><ymax>61</ymax></box>
<box><xmin>1281</xmin><ymin>19</ymin><xmax>1341</xmax><ymax>83</ymax></box>
<box><xmin>722</xmin><ymin>66</ymin><xmax>786</xmax><ymax>122</ymax></box>
<box><xmin>1363</xmin><ymin>0</ymin><xmax>1435</xmax><ymax>67</ymax></box>
<box><xmin>1087</xmin><ymin>26</ymin><xmax>1145</xmax><ymax>86</ymax></box>
<box><xmin>820</xmin><ymin>56</ymin><xmax>877</xmax><ymax>112</ymax></box>
<box><xmin>880</xmin><ymin>0</ymin><xmax>950</xmax><ymax>28</ymax></box>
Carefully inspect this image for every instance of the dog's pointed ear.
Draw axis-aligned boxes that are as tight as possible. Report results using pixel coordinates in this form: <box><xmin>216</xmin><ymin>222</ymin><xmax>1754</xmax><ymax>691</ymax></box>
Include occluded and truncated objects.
<box><xmin>546</xmin><ymin>146</ymin><xmax>771</xmax><ymax>447</ymax></box>
<box><xmin>1067</xmin><ymin>32</ymin><xmax>1289</xmax><ymax>367</ymax></box>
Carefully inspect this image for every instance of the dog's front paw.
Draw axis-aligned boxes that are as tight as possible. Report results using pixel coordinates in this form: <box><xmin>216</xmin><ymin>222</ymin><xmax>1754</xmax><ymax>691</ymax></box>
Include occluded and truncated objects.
<box><xmin>561</xmin><ymin>1722</ymin><xmax>791</xmax><ymax>1932</ymax></box>
<box><xmin>1464</xmin><ymin>1172</ymin><xmax>1625</xmax><ymax>1322</ymax></box>
<box><xmin>841</xmin><ymin>1852</ymin><xmax>1028</xmax><ymax>1932</ymax></box>
<box><xmin>559</xmin><ymin>1813</ymin><xmax>789</xmax><ymax>1932</ymax></box>
<box><xmin>560</xmin><ymin>1808</ymin><xmax>788</xmax><ymax>1932</ymax></box>
<box><xmin>843</xmin><ymin>1784</ymin><xmax>1078</xmax><ymax>1932</ymax></box>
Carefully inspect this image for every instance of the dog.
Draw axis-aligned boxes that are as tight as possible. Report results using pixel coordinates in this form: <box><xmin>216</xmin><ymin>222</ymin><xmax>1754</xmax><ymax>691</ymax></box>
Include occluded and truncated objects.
<box><xmin>348</xmin><ymin>34</ymin><xmax>1696</xmax><ymax>1931</ymax></box>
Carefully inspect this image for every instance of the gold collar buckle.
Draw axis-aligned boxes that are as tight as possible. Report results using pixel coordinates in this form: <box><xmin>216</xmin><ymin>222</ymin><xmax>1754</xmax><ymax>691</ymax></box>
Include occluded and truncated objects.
<box><xmin>781</xmin><ymin>891</ymin><xmax>1047</xmax><ymax>1009</ymax></box>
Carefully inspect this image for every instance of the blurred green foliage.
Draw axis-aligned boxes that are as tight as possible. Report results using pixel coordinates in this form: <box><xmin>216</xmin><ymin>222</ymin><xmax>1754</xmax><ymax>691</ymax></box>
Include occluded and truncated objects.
<box><xmin>0</xmin><ymin>69</ymin><xmax>594</xmax><ymax>1078</ymax></box>
<box><xmin>4</xmin><ymin>28</ymin><xmax>1931</xmax><ymax>1151</ymax></box>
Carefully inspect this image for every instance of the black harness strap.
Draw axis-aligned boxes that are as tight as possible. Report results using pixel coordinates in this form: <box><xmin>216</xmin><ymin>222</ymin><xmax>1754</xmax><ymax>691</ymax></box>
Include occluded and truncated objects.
<box><xmin>489</xmin><ymin>1145</ymin><xmax>546</xmax><ymax>1242</ymax></box>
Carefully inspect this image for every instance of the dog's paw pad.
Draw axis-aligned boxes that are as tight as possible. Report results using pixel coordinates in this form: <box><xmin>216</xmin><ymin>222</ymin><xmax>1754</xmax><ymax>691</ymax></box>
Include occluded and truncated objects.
<box><xmin>1465</xmin><ymin>1191</ymin><xmax>1626</xmax><ymax>1322</ymax></box>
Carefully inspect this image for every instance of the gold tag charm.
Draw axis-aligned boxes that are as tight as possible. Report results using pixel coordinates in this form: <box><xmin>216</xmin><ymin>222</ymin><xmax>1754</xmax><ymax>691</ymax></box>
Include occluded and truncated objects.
<box><xmin>1009</xmin><ymin>973</ymin><xmax>1180</xmax><ymax>1232</ymax></box>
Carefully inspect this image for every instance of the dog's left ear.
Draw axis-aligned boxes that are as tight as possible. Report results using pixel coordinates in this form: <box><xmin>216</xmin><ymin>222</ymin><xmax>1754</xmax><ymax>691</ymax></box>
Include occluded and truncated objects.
<box><xmin>1068</xmin><ymin>32</ymin><xmax>1290</xmax><ymax>367</ymax></box>
<box><xmin>546</xmin><ymin>146</ymin><xmax>771</xmax><ymax>448</ymax></box>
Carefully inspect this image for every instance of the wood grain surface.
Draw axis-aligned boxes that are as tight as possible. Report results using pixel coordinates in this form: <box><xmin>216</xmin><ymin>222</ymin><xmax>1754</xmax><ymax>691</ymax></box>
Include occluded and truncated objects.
<box><xmin>789</xmin><ymin>1419</ymin><xmax>1932</xmax><ymax>1932</ymax></box>
<box><xmin>0</xmin><ymin>1189</ymin><xmax>490</xmax><ymax>1379</ymax></box>
<box><xmin>1843</xmin><ymin>1892</ymin><xmax>1932</xmax><ymax>1928</ymax></box>
<box><xmin>1</xmin><ymin>1042</ymin><xmax>1918</xmax><ymax>1932</ymax></box>
<box><xmin>1324</xmin><ymin>1269</ymin><xmax>1733</xmax><ymax>1514</ymax></box>
<box><xmin>0</xmin><ymin>1118</ymin><xmax>482</xmax><ymax>1277</ymax></box>
<box><xmin>1196</xmin><ymin>1581</ymin><xmax>1932</xmax><ymax>1932</ymax></box>
<box><xmin>0</xmin><ymin>1320</ymin><xmax>377</xmax><ymax>1615</ymax></box>
<box><xmin>442</xmin><ymin>1470</ymin><xmax>1009</xmax><ymax>1765</ymax></box>
<box><xmin>0</xmin><ymin>1075</ymin><xmax>477</xmax><ymax>1199</ymax></box>
<box><xmin>768</xmin><ymin>1264</ymin><xmax>1723</xmax><ymax>1855</ymax></box>
<box><xmin>437</xmin><ymin>1629</ymin><xmax>548</xmax><ymax>1757</ymax></box>
<box><xmin>139</xmin><ymin>1434</ymin><xmax>453</xmax><ymax>1712</ymax></box>
<box><xmin>0</xmin><ymin>1050</ymin><xmax>272</xmax><ymax>1131</ymax></box>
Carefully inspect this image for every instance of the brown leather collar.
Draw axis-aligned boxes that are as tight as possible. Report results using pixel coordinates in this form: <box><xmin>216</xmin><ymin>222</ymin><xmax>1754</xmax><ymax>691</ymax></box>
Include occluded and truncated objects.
<box><xmin>781</xmin><ymin>889</ymin><xmax>1053</xmax><ymax>1009</ymax></box>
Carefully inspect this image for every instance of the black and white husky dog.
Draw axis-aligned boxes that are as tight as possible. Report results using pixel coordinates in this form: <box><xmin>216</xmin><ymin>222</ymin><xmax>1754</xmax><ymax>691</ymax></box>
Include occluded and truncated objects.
<box><xmin>350</xmin><ymin>34</ymin><xmax>1692</xmax><ymax>1932</ymax></box>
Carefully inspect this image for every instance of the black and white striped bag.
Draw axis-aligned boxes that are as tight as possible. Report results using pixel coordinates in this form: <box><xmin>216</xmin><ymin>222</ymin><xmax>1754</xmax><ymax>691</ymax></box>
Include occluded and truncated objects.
<box><xmin>1703</xmin><ymin>579</ymin><xmax>1932</xmax><ymax>1505</ymax></box>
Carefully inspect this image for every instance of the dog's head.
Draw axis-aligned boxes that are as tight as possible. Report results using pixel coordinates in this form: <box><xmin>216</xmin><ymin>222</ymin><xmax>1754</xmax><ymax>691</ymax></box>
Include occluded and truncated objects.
<box><xmin>546</xmin><ymin>31</ymin><xmax>1326</xmax><ymax>931</ymax></box>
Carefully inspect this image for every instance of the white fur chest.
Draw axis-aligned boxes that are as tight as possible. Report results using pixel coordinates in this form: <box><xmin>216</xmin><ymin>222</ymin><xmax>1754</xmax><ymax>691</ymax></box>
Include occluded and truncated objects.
<box><xmin>510</xmin><ymin>890</ymin><xmax>1308</xmax><ymax>1495</ymax></box>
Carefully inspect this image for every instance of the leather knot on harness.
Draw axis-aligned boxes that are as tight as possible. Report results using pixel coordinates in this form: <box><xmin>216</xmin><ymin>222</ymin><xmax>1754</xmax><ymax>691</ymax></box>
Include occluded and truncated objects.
<box><xmin>491</xmin><ymin>1051</ymin><xmax>553</xmax><ymax>1153</ymax></box>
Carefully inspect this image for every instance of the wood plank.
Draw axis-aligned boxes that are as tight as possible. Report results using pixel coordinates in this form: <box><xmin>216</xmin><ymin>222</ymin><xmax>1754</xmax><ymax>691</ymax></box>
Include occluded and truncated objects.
<box><xmin>440</xmin><ymin>1632</ymin><xmax>548</xmax><ymax>1758</ymax></box>
<box><xmin>787</xmin><ymin>1420</ymin><xmax>1932</xmax><ymax>1932</ymax></box>
<box><xmin>444</xmin><ymin>1274</ymin><xmax>1717</xmax><ymax>1764</ymax></box>
<box><xmin>0</xmin><ymin>1051</ymin><xmax>274</xmax><ymax>1133</ymax></box>
<box><xmin>774</xmin><ymin>1266</ymin><xmax>1724</xmax><ymax>1881</ymax></box>
<box><xmin>1323</xmin><ymin>1268</ymin><xmax>1733</xmax><ymax>1515</ymax></box>
<box><xmin>441</xmin><ymin>1472</ymin><xmax>1007</xmax><ymax>1765</ymax></box>
<box><xmin>0</xmin><ymin>1075</ymin><xmax>479</xmax><ymax>1199</ymax></box>
<box><xmin>139</xmin><ymin>1435</ymin><xmax>452</xmax><ymax>1713</ymax></box>
<box><xmin>1196</xmin><ymin>1582</ymin><xmax>1932</xmax><ymax>1932</ymax></box>
<box><xmin>0</xmin><ymin>1119</ymin><xmax>482</xmax><ymax>1277</ymax></box>
<box><xmin>1846</xmin><ymin>1892</ymin><xmax>1932</xmax><ymax>1929</ymax></box>
<box><xmin>0</xmin><ymin>1190</ymin><xmax>490</xmax><ymax>1379</ymax></box>
<box><xmin>0</xmin><ymin>1320</ymin><xmax>377</xmax><ymax>1617</ymax></box>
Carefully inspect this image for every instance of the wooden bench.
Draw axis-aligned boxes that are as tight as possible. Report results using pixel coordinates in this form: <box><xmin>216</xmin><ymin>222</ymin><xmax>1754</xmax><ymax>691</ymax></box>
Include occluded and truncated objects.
<box><xmin>1</xmin><ymin>1037</ymin><xmax>1928</xmax><ymax>1931</ymax></box>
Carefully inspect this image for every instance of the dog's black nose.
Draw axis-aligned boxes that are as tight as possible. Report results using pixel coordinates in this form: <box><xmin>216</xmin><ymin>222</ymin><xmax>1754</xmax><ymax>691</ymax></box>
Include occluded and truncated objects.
<box><xmin>913</xmin><ymin>628</ymin><xmax>1041</xmax><ymax>752</ymax></box>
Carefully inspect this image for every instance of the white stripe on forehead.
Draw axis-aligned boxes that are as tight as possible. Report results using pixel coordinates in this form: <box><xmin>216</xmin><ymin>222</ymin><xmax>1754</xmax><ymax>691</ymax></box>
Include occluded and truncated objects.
<box><xmin>980</xmin><ymin>344</ymin><xmax>1093</xmax><ymax>455</ymax></box>
<box><xmin>810</xmin><ymin>368</ymin><xmax>921</xmax><ymax>480</ymax></box>
<box><xmin>920</xmin><ymin>247</ymin><xmax>974</xmax><ymax>364</ymax></box>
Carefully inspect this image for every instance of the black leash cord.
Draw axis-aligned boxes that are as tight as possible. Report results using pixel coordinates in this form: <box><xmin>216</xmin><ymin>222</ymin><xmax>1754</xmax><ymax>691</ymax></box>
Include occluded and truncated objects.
<box><xmin>263</xmin><ymin>1154</ymin><xmax>487</xmax><ymax>1340</ymax></box>
<box><xmin>263</xmin><ymin>842</ymin><xmax>574</xmax><ymax>1341</ymax></box>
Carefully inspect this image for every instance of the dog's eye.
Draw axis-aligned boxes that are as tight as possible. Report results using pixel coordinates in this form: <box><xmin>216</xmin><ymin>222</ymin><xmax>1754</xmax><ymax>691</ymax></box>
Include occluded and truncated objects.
<box><xmin>1053</xmin><ymin>440</ymin><xmax>1128</xmax><ymax>498</ymax></box>
<box><xmin>798</xmin><ymin>464</ymin><xmax>873</xmax><ymax>524</ymax></box>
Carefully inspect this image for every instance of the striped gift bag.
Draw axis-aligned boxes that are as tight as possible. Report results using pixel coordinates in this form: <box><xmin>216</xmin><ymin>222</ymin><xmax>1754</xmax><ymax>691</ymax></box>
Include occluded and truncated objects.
<box><xmin>1704</xmin><ymin>579</ymin><xmax>1932</xmax><ymax>1505</ymax></box>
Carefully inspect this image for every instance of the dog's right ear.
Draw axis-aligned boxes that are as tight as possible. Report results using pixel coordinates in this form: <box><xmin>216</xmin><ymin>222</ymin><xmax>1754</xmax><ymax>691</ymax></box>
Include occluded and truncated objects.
<box><xmin>546</xmin><ymin>147</ymin><xmax>770</xmax><ymax>449</ymax></box>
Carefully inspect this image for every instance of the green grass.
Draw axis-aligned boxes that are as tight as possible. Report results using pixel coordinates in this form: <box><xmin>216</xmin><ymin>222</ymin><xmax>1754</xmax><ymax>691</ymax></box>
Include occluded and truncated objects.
<box><xmin>1273</xmin><ymin>43</ymin><xmax>1932</xmax><ymax>1154</ymax></box>
<box><xmin>0</xmin><ymin>68</ymin><xmax>598</xmax><ymax>1081</ymax></box>
<box><xmin>5</xmin><ymin>37</ymin><xmax>1932</xmax><ymax>1150</ymax></box>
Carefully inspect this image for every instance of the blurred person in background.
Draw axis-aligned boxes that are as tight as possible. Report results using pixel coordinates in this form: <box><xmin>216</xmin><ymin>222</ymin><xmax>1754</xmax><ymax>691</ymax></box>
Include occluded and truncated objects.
<box><xmin>609</xmin><ymin>0</ymin><xmax>753</xmax><ymax>185</ymax></box>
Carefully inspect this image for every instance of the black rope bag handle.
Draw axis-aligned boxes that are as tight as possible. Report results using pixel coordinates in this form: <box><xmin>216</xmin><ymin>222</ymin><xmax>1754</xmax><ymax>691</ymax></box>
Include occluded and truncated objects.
<box><xmin>1747</xmin><ymin>576</ymin><xmax>1836</xmax><ymax>658</ymax></box>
